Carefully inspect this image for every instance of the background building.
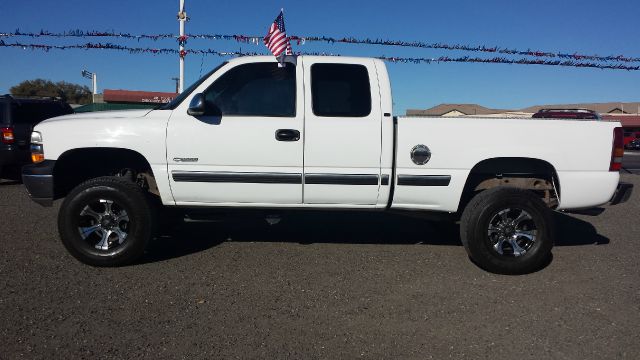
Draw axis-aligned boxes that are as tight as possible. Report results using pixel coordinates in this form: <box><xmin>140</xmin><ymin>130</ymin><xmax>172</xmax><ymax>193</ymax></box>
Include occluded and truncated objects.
<box><xmin>407</xmin><ymin>102</ymin><xmax>640</xmax><ymax>133</ymax></box>
<box><xmin>74</xmin><ymin>89</ymin><xmax>176</xmax><ymax>113</ymax></box>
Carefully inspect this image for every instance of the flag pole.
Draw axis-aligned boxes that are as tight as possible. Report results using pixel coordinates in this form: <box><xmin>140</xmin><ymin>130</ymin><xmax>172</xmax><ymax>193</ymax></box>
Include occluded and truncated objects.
<box><xmin>178</xmin><ymin>0</ymin><xmax>186</xmax><ymax>93</ymax></box>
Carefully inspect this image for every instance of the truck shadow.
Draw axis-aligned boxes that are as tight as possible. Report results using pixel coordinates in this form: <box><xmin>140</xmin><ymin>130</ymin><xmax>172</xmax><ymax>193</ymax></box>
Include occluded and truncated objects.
<box><xmin>552</xmin><ymin>212</ymin><xmax>610</xmax><ymax>246</ymax></box>
<box><xmin>141</xmin><ymin>210</ymin><xmax>609</xmax><ymax>264</ymax></box>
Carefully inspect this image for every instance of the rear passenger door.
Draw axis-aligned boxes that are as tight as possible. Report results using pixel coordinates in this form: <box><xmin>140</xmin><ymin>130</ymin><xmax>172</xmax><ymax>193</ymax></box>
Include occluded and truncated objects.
<box><xmin>301</xmin><ymin>57</ymin><xmax>383</xmax><ymax>206</ymax></box>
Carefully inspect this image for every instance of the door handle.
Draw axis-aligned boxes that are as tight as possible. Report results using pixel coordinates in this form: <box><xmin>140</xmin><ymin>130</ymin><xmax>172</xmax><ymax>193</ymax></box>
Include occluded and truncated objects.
<box><xmin>275</xmin><ymin>129</ymin><xmax>300</xmax><ymax>141</ymax></box>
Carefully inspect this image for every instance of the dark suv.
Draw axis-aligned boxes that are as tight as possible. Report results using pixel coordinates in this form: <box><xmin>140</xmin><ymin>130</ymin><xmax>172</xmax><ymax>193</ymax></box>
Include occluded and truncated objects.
<box><xmin>532</xmin><ymin>108</ymin><xmax>601</xmax><ymax>120</ymax></box>
<box><xmin>1</xmin><ymin>95</ymin><xmax>73</xmax><ymax>177</ymax></box>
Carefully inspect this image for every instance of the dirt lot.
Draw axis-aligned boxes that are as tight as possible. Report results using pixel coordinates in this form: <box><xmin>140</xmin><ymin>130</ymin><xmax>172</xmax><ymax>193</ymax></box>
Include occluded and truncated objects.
<box><xmin>0</xmin><ymin>174</ymin><xmax>638</xmax><ymax>359</ymax></box>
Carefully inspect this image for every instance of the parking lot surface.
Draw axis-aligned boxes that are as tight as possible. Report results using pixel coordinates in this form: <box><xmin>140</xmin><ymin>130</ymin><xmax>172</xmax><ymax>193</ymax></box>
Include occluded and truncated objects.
<box><xmin>1</xmin><ymin>174</ymin><xmax>639</xmax><ymax>359</ymax></box>
<box><xmin>623</xmin><ymin>151</ymin><xmax>640</xmax><ymax>174</ymax></box>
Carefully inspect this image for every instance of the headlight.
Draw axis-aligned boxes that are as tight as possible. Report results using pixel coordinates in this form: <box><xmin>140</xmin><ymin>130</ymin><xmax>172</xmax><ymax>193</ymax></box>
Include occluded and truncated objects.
<box><xmin>30</xmin><ymin>131</ymin><xmax>44</xmax><ymax>163</ymax></box>
<box><xmin>31</xmin><ymin>131</ymin><xmax>43</xmax><ymax>144</ymax></box>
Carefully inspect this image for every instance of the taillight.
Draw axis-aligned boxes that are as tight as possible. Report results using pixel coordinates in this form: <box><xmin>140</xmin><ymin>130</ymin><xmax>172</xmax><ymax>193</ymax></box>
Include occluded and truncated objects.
<box><xmin>610</xmin><ymin>127</ymin><xmax>624</xmax><ymax>171</ymax></box>
<box><xmin>1</xmin><ymin>126</ymin><xmax>14</xmax><ymax>144</ymax></box>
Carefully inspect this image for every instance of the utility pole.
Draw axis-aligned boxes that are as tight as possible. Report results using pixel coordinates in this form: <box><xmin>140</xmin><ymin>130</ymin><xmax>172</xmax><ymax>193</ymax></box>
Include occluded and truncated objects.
<box><xmin>81</xmin><ymin>69</ymin><xmax>97</xmax><ymax>103</ymax></box>
<box><xmin>178</xmin><ymin>0</ymin><xmax>187</xmax><ymax>93</ymax></box>
<box><xmin>171</xmin><ymin>77</ymin><xmax>180</xmax><ymax>93</ymax></box>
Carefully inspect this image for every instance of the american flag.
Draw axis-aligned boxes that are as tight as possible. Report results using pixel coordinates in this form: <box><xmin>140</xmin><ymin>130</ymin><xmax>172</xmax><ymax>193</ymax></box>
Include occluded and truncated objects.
<box><xmin>263</xmin><ymin>10</ymin><xmax>293</xmax><ymax>60</ymax></box>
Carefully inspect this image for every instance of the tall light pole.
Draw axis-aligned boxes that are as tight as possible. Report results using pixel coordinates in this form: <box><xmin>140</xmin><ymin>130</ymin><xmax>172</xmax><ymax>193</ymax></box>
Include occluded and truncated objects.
<box><xmin>178</xmin><ymin>0</ymin><xmax>187</xmax><ymax>93</ymax></box>
<box><xmin>81</xmin><ymin>69</ymin><xmax>97</xmax><ymax>103</ymax></box>
<box><xmin>171</xmin><ymin>77</ymin><xmax>180</xmax><ymax>93</ymax></box>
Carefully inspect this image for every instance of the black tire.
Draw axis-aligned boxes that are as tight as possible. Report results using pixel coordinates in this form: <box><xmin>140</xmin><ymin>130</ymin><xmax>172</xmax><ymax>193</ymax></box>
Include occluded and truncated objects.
<box><xmin>57</xmin><ymin>176</ymin><xmax>155</xmax><ymax>266</ymax></box>
<box><xmin>460</xmin><ymin>187</ymin><xmax>553</xmax><ymax>274</ymax></box>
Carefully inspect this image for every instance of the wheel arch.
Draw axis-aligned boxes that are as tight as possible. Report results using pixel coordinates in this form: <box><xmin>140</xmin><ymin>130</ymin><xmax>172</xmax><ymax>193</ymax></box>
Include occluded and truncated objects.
<box><xmin>458</xmin><ymin>157</ymin><xmax>561</xmax><ymax>213</ymax></box>
<box><xmin>53</xmin><ymin>147</ymin><xmax>156</xmax><ymax>199</ymax></box>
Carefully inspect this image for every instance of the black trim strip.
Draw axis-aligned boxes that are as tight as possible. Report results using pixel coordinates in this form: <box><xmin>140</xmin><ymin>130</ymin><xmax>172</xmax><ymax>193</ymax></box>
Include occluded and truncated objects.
<box><xmin>397</xmin><ymin>175</ymin><xmax>451</xmax><ymax>186</ymax></box>
<box><xmin>381</xmin><ymin>175</ymin><xmax>390</xmax><ymax>186</ymax></box>
<box><xmin>172</xmin><ymin>171</ymin><xmax>302</xmax><ymax>184</ymax></box>
<box><xmin>172</xmin><ymin>171</ymin><xmax>389</xmax><ymax>186</ymax></box>
<box><xmin>305</xmin><ymin>174</ymin><xmax>379</xmax><ymax>185</ymax></box>
<box><xmin>386</xmin><ymin>116</ymin><xmax>398</xmax><ymax>210</ymax></box>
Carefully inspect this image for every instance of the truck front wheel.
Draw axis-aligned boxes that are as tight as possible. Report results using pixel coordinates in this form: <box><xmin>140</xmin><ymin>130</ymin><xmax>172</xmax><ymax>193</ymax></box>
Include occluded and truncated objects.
<box><xmin>460</xmin><ymin>187</ymin><xmax>553</xmax><ymax>274</ymax></box>
<box><xmin>57</xmin><ymin>176</ymin><xmax>154</xmax><ymax>266</ymax></box>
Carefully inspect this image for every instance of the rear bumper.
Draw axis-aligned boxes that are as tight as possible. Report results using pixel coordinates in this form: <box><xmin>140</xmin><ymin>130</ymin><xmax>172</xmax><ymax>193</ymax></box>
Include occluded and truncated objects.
<box><xmin>0</xmin><ymin>146</ymin><xmax>26</xmax><ymax>167</ymax></box>
<box><xmin>22</xmin><ymin>160</ymin><xmax>55</xmax><ymax>207</ymax></box>
<box><xmin>610</xmin><ymin>182</ymin><xmax>633</xmax><ymax>205</ymax></box>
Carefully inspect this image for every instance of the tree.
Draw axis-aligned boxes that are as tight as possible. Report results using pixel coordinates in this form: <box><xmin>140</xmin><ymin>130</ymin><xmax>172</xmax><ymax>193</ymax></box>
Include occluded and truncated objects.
<box><xmin>10</xmin><ymin>79</ymin><xmax>92</xmax><ymax>104</ymax></box>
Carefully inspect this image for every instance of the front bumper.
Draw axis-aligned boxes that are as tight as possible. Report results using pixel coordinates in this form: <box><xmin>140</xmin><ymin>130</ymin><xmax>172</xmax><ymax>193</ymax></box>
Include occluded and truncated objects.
<box><xmin>22</xmin><ymin>160</ymin><xmax>55</xmax><ymax>207</ymax></box>
<box><xmin>610</xmin><ymin>182</ymin><xmax>633</xmax><ymax>205</ymax></box>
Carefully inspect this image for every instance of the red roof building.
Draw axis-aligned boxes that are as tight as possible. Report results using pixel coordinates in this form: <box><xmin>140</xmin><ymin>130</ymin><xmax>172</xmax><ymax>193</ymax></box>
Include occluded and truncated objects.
<box><xmin>103</xmin><ymin>89</ymin><xmax>176</xmax><ymax>104</ymax></box>
<box><xmin>601</xmin><ymin>115</ymin><xmax>640</xmax><ymax>128</ymax></box>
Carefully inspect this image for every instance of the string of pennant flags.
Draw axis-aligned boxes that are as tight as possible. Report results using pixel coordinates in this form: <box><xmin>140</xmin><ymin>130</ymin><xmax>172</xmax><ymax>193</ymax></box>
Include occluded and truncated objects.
<box><xmin>2</xmin><ymin>40</ymin><xmax>639</xmax><ymax>71</ymax></box>
<box><xmin>2</xmin><ymin>29</ymin><xmax>640</xmax><ymax>64</ymax></box>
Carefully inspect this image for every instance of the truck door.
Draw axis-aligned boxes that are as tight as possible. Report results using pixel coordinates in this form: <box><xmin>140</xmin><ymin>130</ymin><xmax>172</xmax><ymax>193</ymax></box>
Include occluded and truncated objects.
<box><xmin>166</xmin><ymin>59</ymin><xmax>304</xmax><ymax>205</ymax></box>
<box><xmin>301</xmin><ymin>57</ymin><xmax>383</xmax><ymax>205</ymax></box>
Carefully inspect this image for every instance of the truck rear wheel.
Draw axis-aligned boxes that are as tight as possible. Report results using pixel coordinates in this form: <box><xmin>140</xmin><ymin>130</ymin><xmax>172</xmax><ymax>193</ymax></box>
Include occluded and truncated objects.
<box><xmin>460</xmin><ymin>187</ymin><xmax>553</xmax><ymax>274</ymax></box>
<box><xmin>57</xmin><ymin>176</ymin><xmax>154</xmax><ymax>266</ymax></box>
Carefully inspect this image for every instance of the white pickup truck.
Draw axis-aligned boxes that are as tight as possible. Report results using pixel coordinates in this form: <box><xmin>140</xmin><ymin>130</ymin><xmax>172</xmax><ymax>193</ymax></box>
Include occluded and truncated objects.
<box><xmin>22</xmin><ymin>55</ymin><xmax>632</xmax><ymax>274</ymax></box>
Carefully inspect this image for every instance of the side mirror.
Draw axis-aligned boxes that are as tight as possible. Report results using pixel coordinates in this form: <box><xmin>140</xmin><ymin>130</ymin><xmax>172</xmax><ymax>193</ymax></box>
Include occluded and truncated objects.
<box><xmin>187</xmin><ymin>93</ymin><xmax>206</xmax><ymax>116</ymax></box>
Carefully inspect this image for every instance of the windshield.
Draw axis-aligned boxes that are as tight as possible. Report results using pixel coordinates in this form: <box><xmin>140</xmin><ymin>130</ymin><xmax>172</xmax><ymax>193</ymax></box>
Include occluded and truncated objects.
<box><xmin>0</xmin><ymin>101</ymin><xmax>7</xmax><ymax>124</ymax></box>
<box><xmin>158</xmin><ymin>62</ymin><xmax>228</xmax><ymax>110</ymax></box>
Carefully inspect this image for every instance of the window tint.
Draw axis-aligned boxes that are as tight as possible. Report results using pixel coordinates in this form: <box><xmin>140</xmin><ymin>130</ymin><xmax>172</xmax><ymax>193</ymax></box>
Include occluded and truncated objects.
<box><xmin>203</xmin><ymin>62</ymin><xmax>296</xmax><ymax>117</ymax></box>
<box><xmin>10</xmin><ymin>102</ymin><xmax>71</xmax><ymax>125</ymax></box>
<box><xmin>11</xmin><ymin>103</ymin><xmax>30</xmax><ymax>124</ymax></box>
<box><xmin>311</xmin><ymin>64</ymin><xmax>371</xmax><ymax>117</ymax></box>
<box><xmin>0</xmin><ymin>101</ymin><xmax>6</xmax><ymax>124</ymax></box>
<box><xmin>160</xmin><ymin>62</ymin><xmax>227</xmax><ymax>110</ymax></box>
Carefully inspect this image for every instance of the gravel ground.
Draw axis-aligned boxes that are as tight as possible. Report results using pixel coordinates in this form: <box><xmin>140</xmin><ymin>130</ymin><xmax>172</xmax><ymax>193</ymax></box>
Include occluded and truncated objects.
<box><xmin>0</xmin><ymin>174</ymin><xmax>638</xmax><ymax>359</ymax></box>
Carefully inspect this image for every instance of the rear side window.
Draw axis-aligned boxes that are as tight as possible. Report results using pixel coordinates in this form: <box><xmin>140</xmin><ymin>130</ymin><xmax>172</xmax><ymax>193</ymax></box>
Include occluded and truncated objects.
<box><xmin>203</xmin><ymin>62</ymin><xmax>296</xmax><ymax>117</ymax></box>
<box><xmin>9</xmin><ymin>101</ymin><xmax>72</xmax><ymax>125</ymax></box>
<box><xmin>11</xmin><ymin>103</ymin><xmax>29</xmax><ymax>124</ymax></box>
<box><xmin>311</xmin><ymin>64</ymin><xmax>371</xmax><ymax>117</ymax></box>
<box><xmin>0</xmin><ymin>101</ymin><xmax>6</xmax><ymax>124</ymax></box>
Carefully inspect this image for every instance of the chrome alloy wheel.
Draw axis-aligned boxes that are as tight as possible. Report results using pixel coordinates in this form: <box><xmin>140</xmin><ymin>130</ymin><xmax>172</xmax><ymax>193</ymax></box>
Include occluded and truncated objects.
<box><xmin>487</xmin><ymin>208</ymin><xmax>537</xmax><ymax>257</ymax></box>
<box><xmin>77</xmin><ymin>199</ymin><xmax>130</xmax><ymax>251</ymax></box>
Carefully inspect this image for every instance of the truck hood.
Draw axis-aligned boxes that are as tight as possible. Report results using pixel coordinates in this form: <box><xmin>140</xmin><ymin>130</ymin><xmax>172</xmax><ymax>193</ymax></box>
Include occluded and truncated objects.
<box><xmin>39</xmin><ymin>109</ymin><xmax>153</xmax><ymax>124</ymax></box>
<box><xmin>34</xmin><ymin>108</ymin><xmax>170</xmax><ymax>158</ymax></box>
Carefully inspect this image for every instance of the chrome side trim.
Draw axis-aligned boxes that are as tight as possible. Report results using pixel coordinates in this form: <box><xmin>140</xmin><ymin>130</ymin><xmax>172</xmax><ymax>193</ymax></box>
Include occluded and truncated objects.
<box><xmin>173</xmin><ymin>157</ymin><xmax>199</xmax><ymax>163</ymax></box>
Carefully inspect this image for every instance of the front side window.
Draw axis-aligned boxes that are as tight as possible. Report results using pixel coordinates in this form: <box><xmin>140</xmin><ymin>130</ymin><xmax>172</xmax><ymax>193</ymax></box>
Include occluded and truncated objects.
<box><xmin>311</xmin><ymin>64</ymin><xmax>371</xmax><ymax>117</ymax></box>
<box><xmin>203</xmin><ymin>62</ymin><xmax>296</xmax><ymax>117</ymax></box>
<box><xmin>159</xmin><ymin>62</ymin><xmax>227</xmax><ymax>110</ymax></box>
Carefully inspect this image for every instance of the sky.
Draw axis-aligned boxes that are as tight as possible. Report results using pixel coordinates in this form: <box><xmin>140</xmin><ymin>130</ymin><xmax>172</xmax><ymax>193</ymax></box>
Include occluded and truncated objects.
<box><xmin>0</xmin><ymin>0</ymin><xmax>639</xmax><ymax>115</ymax></box>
